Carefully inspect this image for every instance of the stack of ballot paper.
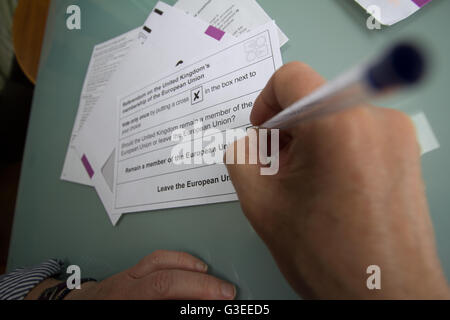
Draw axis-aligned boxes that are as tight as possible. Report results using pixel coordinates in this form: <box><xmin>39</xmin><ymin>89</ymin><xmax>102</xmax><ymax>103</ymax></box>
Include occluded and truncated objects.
<box><xmin>61</xmin><ymin>0</ymin><xmax>287</xmax><ymax>225</ymax></box>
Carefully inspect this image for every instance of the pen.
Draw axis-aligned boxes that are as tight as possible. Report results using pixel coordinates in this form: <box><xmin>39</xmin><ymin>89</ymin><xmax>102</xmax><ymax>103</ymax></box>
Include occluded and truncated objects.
<box><xmin>260</xmin><ymin>42</ymin><xmax>426</xmax><ymax>130</ymax></box>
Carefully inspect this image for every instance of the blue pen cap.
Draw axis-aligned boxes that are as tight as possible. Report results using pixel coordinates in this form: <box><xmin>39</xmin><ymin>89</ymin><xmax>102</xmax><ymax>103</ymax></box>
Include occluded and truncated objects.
<box><xmin>367</xmin><ymin>42</ymin><xmax>426</xmax><ymax>91</ymax></box>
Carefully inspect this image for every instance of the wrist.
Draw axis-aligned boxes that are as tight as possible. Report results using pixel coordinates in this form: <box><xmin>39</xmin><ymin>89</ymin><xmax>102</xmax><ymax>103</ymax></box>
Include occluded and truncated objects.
<box><xmin>64</xmin><ymin>281</ymin><xmax>100</xmax><ymax>300</ymax></box>
<box><xmin>25</xmin><ymin>278</ymin><xmax>62</xmax><ymax>300</ymax></box>
<box><xmin>32</xmin><ymin>278</ymin><xmax>99</xmax><ymax>300</ymax></box>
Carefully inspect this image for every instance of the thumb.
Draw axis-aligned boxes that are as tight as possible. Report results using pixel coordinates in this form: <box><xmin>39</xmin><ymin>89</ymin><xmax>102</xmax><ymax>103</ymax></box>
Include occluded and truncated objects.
<box><xmin>250</xmin><ymin>61</ymin><xmax>326</xmax><ymax>138</ymax></box>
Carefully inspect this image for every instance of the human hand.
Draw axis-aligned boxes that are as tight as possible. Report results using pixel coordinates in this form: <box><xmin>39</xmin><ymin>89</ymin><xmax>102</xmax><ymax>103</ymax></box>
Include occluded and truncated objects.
<box><xmin>226</xmin><ymin>62</ymin><xmax>449</xmax><ymax>299</ymax></box>
<box><xmin>65</xmin><ymin>250</ymin><xmax>236</xmax><ymax>300</ymax></box>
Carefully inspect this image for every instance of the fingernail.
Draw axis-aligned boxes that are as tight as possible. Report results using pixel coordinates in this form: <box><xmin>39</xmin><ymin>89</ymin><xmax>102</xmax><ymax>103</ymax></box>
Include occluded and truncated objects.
<box><xmin>220</xmin><ymin>283</ymin><xmax>235</xmax><ymax>299</ymax></box>
<box><xmin>196</xmin><ymin>262</ymin><xmax>207</xmax><ymax>272</ymax></box>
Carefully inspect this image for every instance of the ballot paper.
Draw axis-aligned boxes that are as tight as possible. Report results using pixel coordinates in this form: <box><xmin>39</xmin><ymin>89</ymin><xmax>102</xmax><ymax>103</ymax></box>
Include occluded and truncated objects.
<box><xmin>112</xmin><ymin>22</ymin><xmax>282</xmax><ymax>217</ymax></box>
<box><xmin>355</xmin><ymin>0</ymin><xmax>432</xmax><ymax>25</ymax></box>
<box><xmin>61</xmin><ymin>28</ymin><xmax>139</xmax><ymax>186</ymax></box>
<box><xmin>175</xmin><ymin>0</ymin><xmax>288</xmax><ymax>46</ymax></box>
<box><xmin>411</xmin><ymin>112</ymin><xmax>440</xmax><ymax>155</ymax></box>
<box><xmin>73</xmin><ymin>1</ymin><xmax>235</xmax><ymax>224</ymax></box>
<box><xmin>62</xmin><ymin>0</ymin><xmax>286</xmax><ymax>187</ymax></box>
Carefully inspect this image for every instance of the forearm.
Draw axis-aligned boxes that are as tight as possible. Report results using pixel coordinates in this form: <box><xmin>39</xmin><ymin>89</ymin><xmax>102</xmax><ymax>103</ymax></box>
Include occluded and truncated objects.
<box><xmin>25</xmin><ymin>278</ymin><xmax>61</xmax><ymax>300</ymax></box>
<box><xmin>0</xmin><ymin>259</ymin><xmax>62</xmax><ymax>300</ymax></box>
<box><xmin>25</xmin><ymin>278</ymin><xmax>100</xmax><ymax>300</ymax></box>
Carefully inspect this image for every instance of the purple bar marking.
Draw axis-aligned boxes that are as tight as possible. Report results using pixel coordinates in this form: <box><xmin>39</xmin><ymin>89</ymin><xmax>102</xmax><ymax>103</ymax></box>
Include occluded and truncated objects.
<box><xmin>205</xmin><ymin>25</ymin><xmax>225</xmax><ymax>41</ymax></box>
<box><xmin>411</xmin><ymin>0</ymin><xmax>432</xmax><ymax>7</ymax></box>
<box><xmin>81</xmin><ymin>154</ymin><xmax>94</xmax><ymax>179</ymax></box>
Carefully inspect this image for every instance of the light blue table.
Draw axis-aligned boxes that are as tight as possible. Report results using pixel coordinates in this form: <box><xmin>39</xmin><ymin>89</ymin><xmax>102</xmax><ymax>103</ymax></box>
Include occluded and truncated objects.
<box><xmin>7</xmin><ymin>0</ymin><xmax>450</xmax><ymax>299</ymax></box>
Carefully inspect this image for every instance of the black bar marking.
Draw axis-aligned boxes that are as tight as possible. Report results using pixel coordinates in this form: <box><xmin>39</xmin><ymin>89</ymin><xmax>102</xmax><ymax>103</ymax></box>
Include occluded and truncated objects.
<box><xmin>143</xmin><ymin>26</ymin><xmax>152</xmax><ymax>34</ymax></box>
<box><xmin>154</xmin><ymin>8</ymin><xmax>163</xmax><ymax>15</ymax></box>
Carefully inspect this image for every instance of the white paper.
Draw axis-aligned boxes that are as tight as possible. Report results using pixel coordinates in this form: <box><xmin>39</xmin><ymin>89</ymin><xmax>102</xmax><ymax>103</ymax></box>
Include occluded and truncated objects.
<box><xmin>112</xmin><ymin>22</ymin><xmax>282</xmax><ymax>216</ymax></box>
<box><xmin>72</xmin><ymin>1</ymin><xmax>235</xmax><ymax>225</ymax></box>
<box><xmin>355</xmin><ymin>0</ymin><xmax>431</xmax><ymax>26</ymax></box>
<box><xmin>175</xmin><ymin>0</ymin><xmax>288</xmax><ymax>46</ymax></box>
<box><xmin>61</xmin><ymin>28</ymin><xmax>138</xmax><ymax>186</ymax></box>
<box><xmin>411</xmin><ymin>111</ymin><xmax>440</xmax><ymax>155</ymax></box>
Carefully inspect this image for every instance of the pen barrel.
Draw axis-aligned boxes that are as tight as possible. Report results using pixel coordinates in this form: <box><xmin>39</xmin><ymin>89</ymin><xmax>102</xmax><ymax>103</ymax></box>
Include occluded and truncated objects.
<box><xmin>262</xmin><ymin>65</ymin><xmax>374</xmax><ymax>129</ymax></box>
<box><xmin>261</xmin><ymin>42</ymin><xmax>425</xmax><ymax>130</ymax></box>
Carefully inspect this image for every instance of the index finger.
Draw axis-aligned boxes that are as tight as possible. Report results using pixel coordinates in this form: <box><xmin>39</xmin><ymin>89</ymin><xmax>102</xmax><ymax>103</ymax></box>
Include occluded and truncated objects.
<box><xmin>250</xmin><ymin>61</ymin><xmax>326</xmax><ymax>127</ymax></box>
<box><xmin>137</xmin><ymin>269</ymin><xmax>236</xmax><ymax>300</ymax></box>
<box><xmin>127</xmin><ymin>250</ymin><xmax>208</xmax><ymax>279</ymax></box>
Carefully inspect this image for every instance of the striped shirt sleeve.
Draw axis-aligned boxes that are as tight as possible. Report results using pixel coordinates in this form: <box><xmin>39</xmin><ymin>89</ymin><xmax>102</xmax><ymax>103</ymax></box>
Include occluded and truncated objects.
<box><xmin>0</xmin><ymin>259</ymin><xmax>63</xmax><ymax>300</ymax></box>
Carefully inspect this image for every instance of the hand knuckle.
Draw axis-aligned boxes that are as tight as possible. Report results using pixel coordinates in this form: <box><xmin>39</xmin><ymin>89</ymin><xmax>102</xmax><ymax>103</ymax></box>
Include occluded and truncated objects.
<box><xmin>384</xmin><ymin>109</ymin><xmax>419</xmax><ymax>148</ymax></box>
<box><xmin>198</xmin><ymin>275</ymin><xmax>213</xmax><ymax>293</ymax></box>
<box><xmin>343</xmin><ymin>105</ymin><xmax>373</xmax><ymax>125</ymax></box>
<box><xmin>387</xmin><ymin>109</ymin><xmax>415</xmax><ymax>133</ymax></box>
<box><xmin>149</xmin><ymin>250</ymin><xmax>166</xmax><ymax>266</ymax></box>
<box><xmin>314</xmin><ymin>106</ymin><xmax>372</xmax><ymax>140</ymax></box>
<box><xmin>150</xmin><ymin>270</ymin><xmax>173</xmax><ymax>298</ymax></box>
<box><xmin>175</xmin><ymin>252</ymin><xmax>187</xmax><ymax>266</ymax></box>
